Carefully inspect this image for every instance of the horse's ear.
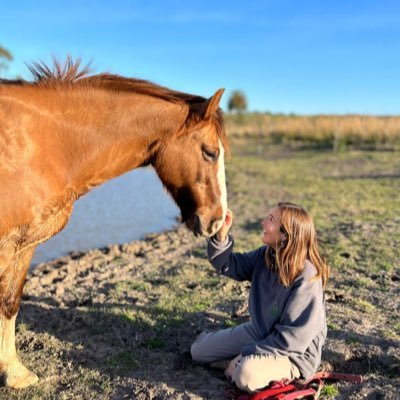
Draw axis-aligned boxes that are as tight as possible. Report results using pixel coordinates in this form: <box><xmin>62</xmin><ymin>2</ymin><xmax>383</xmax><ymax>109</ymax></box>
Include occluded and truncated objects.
<box><xmin>201</xmin><ymin>88</ymin><xmax>225</xmax><ymax>119</ymax></box>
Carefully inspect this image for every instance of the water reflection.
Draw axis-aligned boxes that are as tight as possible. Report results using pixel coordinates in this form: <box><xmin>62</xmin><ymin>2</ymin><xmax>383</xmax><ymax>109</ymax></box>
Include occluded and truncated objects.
<box><xmin>32</xmin><ymin>167</ymin><xmax>179</xmax><ymax>266</ymax></box>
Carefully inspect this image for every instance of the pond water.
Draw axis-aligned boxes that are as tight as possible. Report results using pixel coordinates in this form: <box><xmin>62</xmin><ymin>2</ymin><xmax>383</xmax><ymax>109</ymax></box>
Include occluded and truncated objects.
<box><xmin>31</xmin><ymin>167</ymin><xmax>179</xmax><ymax>266</ymax></box>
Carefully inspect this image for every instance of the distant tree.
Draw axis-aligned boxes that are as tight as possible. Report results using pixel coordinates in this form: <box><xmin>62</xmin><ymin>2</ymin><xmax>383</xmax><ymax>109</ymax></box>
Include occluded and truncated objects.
<box><xmin>228</xmin><ymin>90</ymin><xmax>247</xmax><ymax>113</ymax></box>
<box><xmin>0</xmin><ymin>46</ymin><xmax>13</xmax><ymax>76</ymax></box>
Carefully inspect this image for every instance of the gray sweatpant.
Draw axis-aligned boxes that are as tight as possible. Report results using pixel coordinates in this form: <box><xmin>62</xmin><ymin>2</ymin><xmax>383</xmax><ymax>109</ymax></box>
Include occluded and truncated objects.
<box><xmin>191</xmin><ymin>322</ymin><xmax>300</xmax><ymax>393</ymax></box>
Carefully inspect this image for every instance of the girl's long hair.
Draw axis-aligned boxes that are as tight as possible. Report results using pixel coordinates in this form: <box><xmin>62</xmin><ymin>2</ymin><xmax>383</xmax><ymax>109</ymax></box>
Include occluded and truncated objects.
<box><xmin>265</xmin><ymin>202</ymin><xmax>329</xmax><ymax>288</ymax></box>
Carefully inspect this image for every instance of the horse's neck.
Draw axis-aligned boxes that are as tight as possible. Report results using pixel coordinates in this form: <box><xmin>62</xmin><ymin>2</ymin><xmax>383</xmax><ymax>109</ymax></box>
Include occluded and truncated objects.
<box><xmin>26</xmin><ymin>88</ymin><xmax>186</xmax><ymax>192</ymax></box>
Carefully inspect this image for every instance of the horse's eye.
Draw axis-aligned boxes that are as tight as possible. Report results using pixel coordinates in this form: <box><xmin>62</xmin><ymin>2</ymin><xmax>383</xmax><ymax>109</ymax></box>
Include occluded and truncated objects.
<box><xmin>202</xmin><ymin>146</ymin><xmax>219</xmax><ymax>162</ymax></box>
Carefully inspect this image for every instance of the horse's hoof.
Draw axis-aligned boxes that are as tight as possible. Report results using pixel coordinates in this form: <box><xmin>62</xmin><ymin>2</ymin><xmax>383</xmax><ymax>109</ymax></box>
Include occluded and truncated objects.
<box><xmin>4</xmin><ymin>361</ymin><xmax>39</xmax><ymax>389</ymax></box>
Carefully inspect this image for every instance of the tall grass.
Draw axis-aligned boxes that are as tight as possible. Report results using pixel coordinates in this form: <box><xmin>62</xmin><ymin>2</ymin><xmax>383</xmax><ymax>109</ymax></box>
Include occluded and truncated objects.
<box><xmin>225</xmin><ymin>113</ymin><xmax>400</xmax><ymax>150</ymax></box>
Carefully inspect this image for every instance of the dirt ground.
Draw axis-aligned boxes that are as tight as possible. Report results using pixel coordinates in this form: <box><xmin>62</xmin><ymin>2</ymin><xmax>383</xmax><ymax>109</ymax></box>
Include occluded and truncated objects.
<box><xmin>1</xmin><ymin>143</ymin><xmax>399</xmax><ymax>399</ymax></box>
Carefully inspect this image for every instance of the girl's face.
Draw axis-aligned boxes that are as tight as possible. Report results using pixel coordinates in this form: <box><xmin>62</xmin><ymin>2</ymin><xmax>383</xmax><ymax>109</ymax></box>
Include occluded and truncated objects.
<box><xmin>261</xmin><ymin>207</ymin><xmax>285</xmax><ymax>249</ymax></box>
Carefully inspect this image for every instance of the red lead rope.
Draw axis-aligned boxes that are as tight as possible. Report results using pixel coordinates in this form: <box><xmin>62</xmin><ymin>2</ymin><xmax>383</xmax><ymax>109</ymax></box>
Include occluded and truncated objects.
<box><xmin>224</xmin><ymin>371</ymin><xmax>364</xmax><ymax>400</ymax></box>
<box><xmin>243</xmin><ymin>382</ymin><xmax>297</xmax><ymax>400</ymax></box>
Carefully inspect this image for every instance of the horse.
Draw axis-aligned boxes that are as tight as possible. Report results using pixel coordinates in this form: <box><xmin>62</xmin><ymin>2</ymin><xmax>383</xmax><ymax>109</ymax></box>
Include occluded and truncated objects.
<box><xmin>0</xmin><ymin>58</ymin><xmax>228</xmax><ymax>389</ymax></box>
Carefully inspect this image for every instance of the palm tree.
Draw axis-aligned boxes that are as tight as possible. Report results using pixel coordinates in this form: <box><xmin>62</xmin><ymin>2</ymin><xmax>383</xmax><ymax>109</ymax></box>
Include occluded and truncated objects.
<box><xmin>0</xmin><ymin>46</ymin><xmax>13</xmax><ymax>77</ymax></box>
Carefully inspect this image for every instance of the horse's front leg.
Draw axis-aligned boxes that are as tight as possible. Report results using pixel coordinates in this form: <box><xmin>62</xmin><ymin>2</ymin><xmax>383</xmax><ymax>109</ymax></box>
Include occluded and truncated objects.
<box><xmin>0</xmin><ymin>313</ymin><xmax>38</xmax><ymax>388</ymax></box>
<box><xmin>0</xmin><ymin>247</ymin><xmax>38</xmax><ymax>389</ymax></box>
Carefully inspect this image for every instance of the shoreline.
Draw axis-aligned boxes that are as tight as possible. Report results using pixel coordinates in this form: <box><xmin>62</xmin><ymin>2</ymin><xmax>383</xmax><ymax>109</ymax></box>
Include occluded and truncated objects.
<box><xmin>30</xmin><ymin>218</ymin><xmax>181</xmax><ymax>269</ymax></box>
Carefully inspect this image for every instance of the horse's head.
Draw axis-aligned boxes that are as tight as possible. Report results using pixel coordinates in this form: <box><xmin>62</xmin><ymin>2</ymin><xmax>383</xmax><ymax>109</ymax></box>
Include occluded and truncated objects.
<box><xmin>154</xmin><ymin>89</ymin><xmax>228</xmax><ymax>237</ymax></box>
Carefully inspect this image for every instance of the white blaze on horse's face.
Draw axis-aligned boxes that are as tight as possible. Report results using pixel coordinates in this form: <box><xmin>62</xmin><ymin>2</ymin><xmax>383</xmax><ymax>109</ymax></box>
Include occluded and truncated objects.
<box><xmin>212</xmin><ymin>139</ymin><xmax>227</xmax><ymax>234</ymax></box>
<box><xmin>183</xmin><ymin>136</ymin><xmax>228</xmax><ymax>238</ymax></box>
<box><xmin>195</xmin><ymin>137</ymin><xmax>228</xmax><ymax>238</ymax></box>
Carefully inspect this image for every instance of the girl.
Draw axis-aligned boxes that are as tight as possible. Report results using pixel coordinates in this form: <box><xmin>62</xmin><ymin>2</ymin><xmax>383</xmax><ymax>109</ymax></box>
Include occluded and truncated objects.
<box><xmin>191</xmin><ymin>202</ymin><xmax>329</xmax><ymax>394</ymax></box>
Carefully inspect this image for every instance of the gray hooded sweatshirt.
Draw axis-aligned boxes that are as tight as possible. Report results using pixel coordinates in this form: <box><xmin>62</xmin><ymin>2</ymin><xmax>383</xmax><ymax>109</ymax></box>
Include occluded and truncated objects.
<box><xmin>207</xmin><ymin>235</ymin><xmax>327</xmax><ymax>379</ymax></box>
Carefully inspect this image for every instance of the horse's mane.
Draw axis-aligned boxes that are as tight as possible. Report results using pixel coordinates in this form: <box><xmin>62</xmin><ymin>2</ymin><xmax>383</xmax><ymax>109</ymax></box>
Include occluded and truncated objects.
<box><xmin>5</xmin><ymin>57</ymin><xmax>204</xmax><ymax>105</ymax></box>
<box><xmin>0</xmin><ymin>57</ymin><xmax>227</xmax><ymax>149</ymax></box>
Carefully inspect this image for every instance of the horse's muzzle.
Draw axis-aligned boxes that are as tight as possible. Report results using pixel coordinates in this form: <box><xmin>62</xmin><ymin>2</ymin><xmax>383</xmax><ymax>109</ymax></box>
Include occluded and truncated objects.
<box><xmin>185</xmin><ymin>214</ymin><xmax>224</xmax><ymax>238</ymax></box>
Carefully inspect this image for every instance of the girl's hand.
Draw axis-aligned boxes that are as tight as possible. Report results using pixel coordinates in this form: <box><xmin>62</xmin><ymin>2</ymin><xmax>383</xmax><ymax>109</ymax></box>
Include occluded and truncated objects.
<box><xmin>215</xmin><ymin>209</ymin><xmax>233</xmax><ymax>242</ymax></box>
<box><xmin>225</xmin><ymin>354</ymin><xmax>241</xmax><ymax>381</ymax></box>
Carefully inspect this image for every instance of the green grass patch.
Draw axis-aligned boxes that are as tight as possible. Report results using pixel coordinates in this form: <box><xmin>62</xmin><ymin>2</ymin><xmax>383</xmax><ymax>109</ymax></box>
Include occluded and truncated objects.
<box><xmin>115</xmin><ymin>280</ymin><xmax>149</xmax><ymax>293</ymax></box>
<box><xmin>223</xmin><ymin>319</ymin><xmax>238</xmax><ymax>328</ymax></box>
<box><xmin>105</xmin><ymin>351</ymin><xmax>137</xmax><ymax>370</ymax></box>
<box><xmin>345</xmin><ymin>334</ymin><xmax>360</xmax><ymax>345</ymax></box>
<box><xmin>143</xmin><ymin>337</ymin><xmax>164</xmax><ymax>349</ymax></box>
<box><xmin>327</xmin><ymin>322</ymin><xmax>339</xmax><ymax>331</ymax></box>
<box><xmin>352</xmin><ymin>299</ymin><xmax>376</xmax><ymax>314</ymax></box>
<box><xmin>320</xmin><ymin>384</ymin><xmax>340</xmax><ymax>399</ymax></box>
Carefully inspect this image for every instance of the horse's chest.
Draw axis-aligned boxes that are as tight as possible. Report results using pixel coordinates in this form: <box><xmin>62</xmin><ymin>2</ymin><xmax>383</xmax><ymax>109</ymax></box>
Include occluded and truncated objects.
<box><xmin>29</xmin><ymin>201</ymin><xmax>74</xmax><ymax>245</ymax></box>
<box><xmin>0</xmin><ymin>200</ymin><xmax>73</xmax><ymax>262</ymax></box>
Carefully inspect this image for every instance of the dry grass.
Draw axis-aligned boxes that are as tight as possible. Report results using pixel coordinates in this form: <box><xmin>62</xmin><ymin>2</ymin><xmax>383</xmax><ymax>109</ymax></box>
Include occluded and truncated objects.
<box><xmin>225</xmin><ymin>113</ymin><xmax>400</xmax><ymax>150</ymax></box>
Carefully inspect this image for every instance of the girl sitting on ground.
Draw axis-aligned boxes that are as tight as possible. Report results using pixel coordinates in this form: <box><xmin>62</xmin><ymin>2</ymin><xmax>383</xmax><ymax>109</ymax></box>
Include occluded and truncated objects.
<box><xmin>191</xmin><ymin>202</ymin><xmax>329</xmax><ymax>394</ymax></box>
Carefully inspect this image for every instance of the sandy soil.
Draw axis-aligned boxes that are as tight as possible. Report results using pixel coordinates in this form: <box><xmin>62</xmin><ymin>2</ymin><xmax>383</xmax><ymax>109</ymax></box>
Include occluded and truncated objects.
<box><xmin>0</xmin><ymin>223</ymin><xmax>396</xmax><ymax>399</ymax></box>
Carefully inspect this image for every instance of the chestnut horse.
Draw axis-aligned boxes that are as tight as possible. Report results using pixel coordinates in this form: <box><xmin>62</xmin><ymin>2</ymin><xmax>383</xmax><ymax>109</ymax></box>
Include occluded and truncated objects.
<box><xmin>0</xmin><ymin>59</ymin><xmax>228</xmax><ymax>388</ymax></box>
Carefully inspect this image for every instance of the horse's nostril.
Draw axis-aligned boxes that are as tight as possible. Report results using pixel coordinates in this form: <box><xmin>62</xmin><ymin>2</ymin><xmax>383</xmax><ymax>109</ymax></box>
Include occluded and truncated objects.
<box><xmin>193</xmin><ymin>214</ymin><xmax>202</xmax><ymax>236</ymax></box>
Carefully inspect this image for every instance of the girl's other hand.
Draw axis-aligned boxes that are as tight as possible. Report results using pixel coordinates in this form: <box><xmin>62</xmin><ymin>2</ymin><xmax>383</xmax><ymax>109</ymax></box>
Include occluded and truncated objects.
<box><xmin>216</xmin><ymin>209</ymin><xmax>233</xmax><ymax>242</ymax></box>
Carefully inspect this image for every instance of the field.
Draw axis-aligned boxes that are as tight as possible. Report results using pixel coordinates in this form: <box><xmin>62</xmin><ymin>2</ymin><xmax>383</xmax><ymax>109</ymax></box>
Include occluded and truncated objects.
<box><xmin>225</xmin><ymin>113</ymin><xmax>400</xmax><ymax>151</ymax></box>
<box><xmin>1</xmin><ymin>135</ymin><xmax>399</xmax><ymax>399</ymax></box>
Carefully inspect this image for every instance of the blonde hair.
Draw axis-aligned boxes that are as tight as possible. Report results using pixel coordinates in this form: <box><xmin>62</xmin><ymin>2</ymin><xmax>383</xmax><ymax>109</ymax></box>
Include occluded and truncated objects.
<box><xmin>265</xmin><ymin>202</ymin><xmax>329</xmax><ymax>288</ymax></box>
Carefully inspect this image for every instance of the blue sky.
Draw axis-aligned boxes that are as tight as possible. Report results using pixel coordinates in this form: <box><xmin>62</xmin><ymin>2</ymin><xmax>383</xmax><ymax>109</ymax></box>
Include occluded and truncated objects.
<box><xmin>1</xmin><ymin>0</ymin><xmax>399</xmax><ymax>114</ymax></box>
